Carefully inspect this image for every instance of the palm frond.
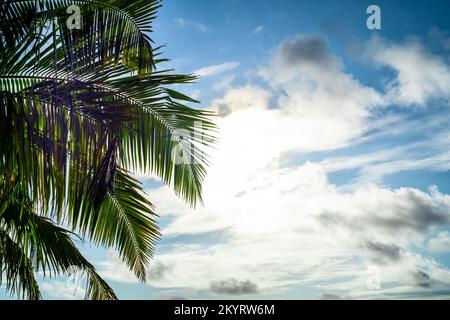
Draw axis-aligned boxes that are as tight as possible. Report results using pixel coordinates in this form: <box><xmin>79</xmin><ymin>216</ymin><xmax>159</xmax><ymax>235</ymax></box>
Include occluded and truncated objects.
<box><xmin>0</xmin><ymin>230</ymin><xmax>41</xmax><ymax>300</ymax></box>
<box><xmin>89</xmin><ymin>169</ymin><xmax>160</xmax><ymax>281</ymax></box>
<box><xmin>0</xmin><ymin>183</ymin><xmax>117</xmax><ymax>300</ymax></box>
<box><xmin>1</xmin><ymin>0</ymin><xmax>161</xmax><ymax>77</ymax></box>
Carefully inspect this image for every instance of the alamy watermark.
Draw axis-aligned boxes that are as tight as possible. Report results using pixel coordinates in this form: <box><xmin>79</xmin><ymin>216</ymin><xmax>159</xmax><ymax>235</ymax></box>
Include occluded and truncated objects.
<box><xmin>66</xmin><ymin>5</ymin><xmax>81</xmax><ymax>30</ymax></box>
<box><xmin>171</xmin><ymin>120</ymin><xmax>212</xmax><ymax>165</ymax></box>
<box><xmin>367</xmin><ymin>5</ymin><xmax>381</xmax><ymax>30</ymax></box>
<box><xmin>366</xmin><ymin>265</ymin><xmax>381</xmax><ymax>290</ymax></box>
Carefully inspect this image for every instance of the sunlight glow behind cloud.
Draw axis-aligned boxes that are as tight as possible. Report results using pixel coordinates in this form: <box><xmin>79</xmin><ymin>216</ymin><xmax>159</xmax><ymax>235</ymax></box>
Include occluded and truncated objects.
<box><xmin>98</xmin><ymin>33</ymin><xmax>450</xmax><ymax>299</ymax></box>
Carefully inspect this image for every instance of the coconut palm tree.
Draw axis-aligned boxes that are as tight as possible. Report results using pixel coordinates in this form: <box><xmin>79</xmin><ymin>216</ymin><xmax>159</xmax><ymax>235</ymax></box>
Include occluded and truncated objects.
<box><xmin>0</xmin><ymin>0</ymin><xmax>215</xmax><ymax>299</ymax></box>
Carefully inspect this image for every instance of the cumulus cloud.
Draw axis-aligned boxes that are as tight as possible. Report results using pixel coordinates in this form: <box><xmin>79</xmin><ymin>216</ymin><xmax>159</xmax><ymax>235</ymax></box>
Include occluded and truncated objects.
<box><xmin>414</xmin><ymin>270</ymin><xmax>432</xmax><ymax>288</ymax></box>
<box><xmin>203</xmin><ymin>35</ymin><xmax>391</xmax><ymax>181</ymax></box>
<box><xmin>428</xmin><ymin>231</ymin><xmax>450</xmax><ymax>253</ymax></box>
<box><xmin>99</xmin><ymin>251</ymin><xmax>138</xmax><ymax>284</ymax></box>
<box><xmin>362</xmin><ymin>241</ymin><xmax>403</xmax><ymax>264</ymax></box>
<box><xmin>148</xmin><ymin>261</ymin><xmax>172</xmax><ymax>281</ymax></box>
<box><xmin>318</xmin><ymin>186</ymin><xmax>449</xmax><ymax>240</ymax></box>
<box><xmin>274</xmin><ymin>34</ymin><xmax>340</xmax><ymax>71</ymax></box>
<box><xmin>210</xmin><ymin>279</ymin><xmax>259</xmax><ymax>295</ymax></box>
<box><xmin>98</xmin><ymin>252</ymin><xmax>175</xmax><ymax>287</ymax></box>
<box><xmin>368</xmin><ymin>36</ymin><xmax>450</xmax><ymax>106</ymax></box>
<box><xmin>211</xmin><ymin>85</ymin><xmax>269</xmax><ymax>115</ymax></box>
<box><xmin>258</xmin><ymin>34</ymin><xmax>386</xmax><ymax>152</ymax></box>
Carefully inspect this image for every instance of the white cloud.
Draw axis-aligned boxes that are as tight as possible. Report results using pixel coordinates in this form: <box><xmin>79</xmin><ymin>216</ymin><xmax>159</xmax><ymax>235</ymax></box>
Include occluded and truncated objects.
<box><xmin>174</xmin><ymin>17</ymin><xmax>209</xmax><ymax>33</ymax></box>
<box><xmin>41</xmin><ymin>281</ymin><xmax>85</xmax><ymax>300</ymax></box>
<box><xmin>194</xmin><ymin>61</ymin><xmax>240</xmax><ymax>77</ymax></box>
<box><xmin>211</xmin><ymin>85</ymin><xmax>269</xmax><ymax>115</ymax></box>
<box><xmin>257</xmin><ymin>35</ymin><xmax>386</xmax><ymax>152</ymax></box>
<box><xmin>133</xmin><ymin>163</ymin><xmax>450</xmax><ymax>296</ymax></box>
<box><xmin>98</xmin><ymin>251</ymin><xmax>138</xmax><ymax>284</ymax></box>
<box><xmin>428</xmin><ymin>231</ymin><xmax>450</xmax><ymax>253</ymax></box>
<box><xmin>368</xmin><ymin>36</ymin><xmax>450</xmax><ymax>106</ymax></box>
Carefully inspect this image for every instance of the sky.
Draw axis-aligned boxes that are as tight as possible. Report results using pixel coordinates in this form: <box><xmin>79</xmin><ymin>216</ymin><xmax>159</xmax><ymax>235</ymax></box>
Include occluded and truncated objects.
<box><xmin>3</xmin><ymin>0</ymin><xmax>450</xmax><ymax>300</ymax></box>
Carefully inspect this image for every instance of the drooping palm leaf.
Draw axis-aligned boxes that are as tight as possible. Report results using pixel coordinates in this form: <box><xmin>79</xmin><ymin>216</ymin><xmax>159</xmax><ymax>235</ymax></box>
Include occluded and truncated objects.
<box><xmin>0</xmin><ymin>183</ymin><xmax>117</xmax><ymax>300</ymax></box>
<box><xmin>0</xmin><ymin>230</ymin><xmax>41</xmax><ymax>300</ymax></box>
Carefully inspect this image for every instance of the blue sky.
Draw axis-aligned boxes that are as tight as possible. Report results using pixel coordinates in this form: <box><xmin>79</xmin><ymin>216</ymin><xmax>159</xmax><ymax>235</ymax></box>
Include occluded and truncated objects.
<box><xmin>3</xmin><ymin>0</ymin><xmax>450</xmax><ymax>300</ymax></box>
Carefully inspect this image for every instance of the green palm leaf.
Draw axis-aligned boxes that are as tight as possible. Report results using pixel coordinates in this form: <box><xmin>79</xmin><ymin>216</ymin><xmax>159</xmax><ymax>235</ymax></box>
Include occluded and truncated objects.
<box><xmin>0</xmin><ymin>230</ymin><xmax>41</xmax><ymax>300</ymax></box>
<box><xmin>0</xmin><ymin>183</ymin><xmax>117</xmax><ymax>300</ymax></box>
<box><xmin>1</xmin><ymin>0</ymin><xmax>162</xmax><ymax>76</ymax></box>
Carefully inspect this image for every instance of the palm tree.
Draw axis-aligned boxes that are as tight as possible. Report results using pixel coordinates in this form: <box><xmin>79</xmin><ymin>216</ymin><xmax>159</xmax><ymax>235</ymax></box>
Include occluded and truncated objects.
<box><xmin>0</xmin><ymin>0</ymin><xmax>215</xmax><ymax>299</ymax></box>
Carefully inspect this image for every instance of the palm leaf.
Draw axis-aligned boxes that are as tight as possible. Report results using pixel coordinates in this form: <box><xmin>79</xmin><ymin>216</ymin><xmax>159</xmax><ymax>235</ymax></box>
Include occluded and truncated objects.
<box><xmin>1</xmin><ymin>0</ymin><xmax>162</xmax><ymax>77</ymax></box>
<box><xmin>0</xmin><ymin>183</ymin><xmax>117</xmax><ymax>299</ymax></box>
<box><xmin>0</xmin><ymin>230</ymin><xmax>41</xmax><ymax>300</ymax></box>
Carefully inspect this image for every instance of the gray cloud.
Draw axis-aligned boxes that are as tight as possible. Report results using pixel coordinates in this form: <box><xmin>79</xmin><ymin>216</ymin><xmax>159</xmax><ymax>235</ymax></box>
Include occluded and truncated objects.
<box><xmin>154</xmin><ymin>290</ymin><xmax>188</xmax><ymax>300</ymax></box>
<box><xmin>148</xmin><ymin>261</ymin><xmax>171</xmax><ymax>281</ymax></box>
<box><xmin>276</xmin><ymin>35</ymin><xmax>338</xmax><ymax>69</ymax></box>
<box><xmin>362</xmin><ymin>241</ymin><xmax>402</xmax><ymax>264</ymax></box>
<box><xmin>414</xmin><ymin>270</ymin><xmax>432</xmax><ymax>288</ymax></box>
<box><xmin>318</xmin><ymin>189</ymin><xmax>449</xmax><ymax>237</ymax></box>
<box><xmin>210</xmin><ymin>279</ymin><xmax>259</xmax><ymax>295</ymax></box>
<box><xmin>320</xmin><ymin>293</ymin><xmax>342</xmax><ymax>300</ymax></box>
<box><xmin>365</xmin><ymin>190</ymin><xmax>449</xmax><ymax>233</ymax></box>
